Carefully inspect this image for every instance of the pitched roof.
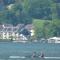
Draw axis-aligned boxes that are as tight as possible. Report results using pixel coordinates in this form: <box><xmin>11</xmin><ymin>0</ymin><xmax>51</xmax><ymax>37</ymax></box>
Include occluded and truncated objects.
<box><xmin>25</xmin><ymin>24</ymin><xmax>34</xmax><ymax>30</ymax></box>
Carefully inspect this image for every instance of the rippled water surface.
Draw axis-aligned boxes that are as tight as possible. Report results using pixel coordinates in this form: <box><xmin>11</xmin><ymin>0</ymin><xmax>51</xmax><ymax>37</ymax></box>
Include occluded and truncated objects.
<box><xmin>0</xmin><ymin>42</ymin><xmax>60</xmax><ymax>60</ymax></box>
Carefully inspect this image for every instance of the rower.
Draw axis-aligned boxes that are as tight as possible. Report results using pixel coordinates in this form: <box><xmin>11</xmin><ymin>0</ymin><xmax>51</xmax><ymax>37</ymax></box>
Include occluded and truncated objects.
<box><xmin>32</xmin><ymin>52</ymin><xmax>37</xmax><ymax>58</ymax></box>
<box><xmin>40</xmin><ymin>52</ymin><xmax>44</xmax><ymax>58</ymax></box>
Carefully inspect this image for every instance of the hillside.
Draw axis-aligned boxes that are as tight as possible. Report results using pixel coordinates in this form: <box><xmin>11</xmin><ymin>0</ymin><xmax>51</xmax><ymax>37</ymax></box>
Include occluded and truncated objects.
<box><xmin>0</xmin><ymin>0</ymin><xmax>60</xmax><ymax>38</ymax></box>
<box><xmin>0</xmin><ymin>0</ymin><xmax>60</xmax><ymax>24</ymax></box>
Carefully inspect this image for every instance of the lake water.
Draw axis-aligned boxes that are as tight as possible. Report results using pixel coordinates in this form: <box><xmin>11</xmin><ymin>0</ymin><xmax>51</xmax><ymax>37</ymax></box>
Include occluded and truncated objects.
<box><xmin>0</xmin><ymin>42</ymin><xmax>60</xmax><ymax>60</ymax></box>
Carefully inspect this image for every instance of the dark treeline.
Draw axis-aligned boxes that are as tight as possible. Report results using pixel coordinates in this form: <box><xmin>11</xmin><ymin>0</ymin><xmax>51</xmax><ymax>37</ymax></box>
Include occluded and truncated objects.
<box><xmin>0</xmin><ymin>0</ymin><xmax>54</xmax><ymax>25</ymax></box>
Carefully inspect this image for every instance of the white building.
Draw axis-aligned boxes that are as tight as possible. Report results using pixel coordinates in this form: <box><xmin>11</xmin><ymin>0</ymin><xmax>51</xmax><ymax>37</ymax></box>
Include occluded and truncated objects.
<box><xmin>48</xmin><ymin>37</ymin><xmax>60</xmax><ymax>43</ymax></box>
<box><xmin>0</xmin><ymin>24</ymin><xmax>35</xmax><ymax>41</ymax></box>
<box><xmin>0</xmin><ymin>24</ymin><xmax>24</xmax><ymax>40</ymax></box>
<box><xmin>7</xmin><ymin>4</ymin><xmax>14</xmax><ymax>10</ymax></box>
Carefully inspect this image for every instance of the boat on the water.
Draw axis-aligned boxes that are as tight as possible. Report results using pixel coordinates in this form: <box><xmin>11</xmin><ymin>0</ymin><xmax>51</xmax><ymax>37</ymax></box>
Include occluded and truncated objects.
<box><xmin>13</xmin><ymin>40</ymin><xmax>27</xmax><ymax>43</ymax></box>
<box><xmin>9</xmin><ymin>56</ymin><xmax>60</xmax><ymax>59</ymax></box>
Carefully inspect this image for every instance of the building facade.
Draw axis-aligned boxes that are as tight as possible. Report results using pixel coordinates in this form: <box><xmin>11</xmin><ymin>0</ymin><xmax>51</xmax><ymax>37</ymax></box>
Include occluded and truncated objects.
<box><xmin>0</xmin><ymin>24</ymin><xmax>34</xmax><ymax>41</ymax></box>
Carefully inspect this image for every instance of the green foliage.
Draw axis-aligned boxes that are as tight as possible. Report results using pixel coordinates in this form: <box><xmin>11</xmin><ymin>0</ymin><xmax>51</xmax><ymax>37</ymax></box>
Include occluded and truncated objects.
<box><xmin>52</xmin><ymin>19</ymin><xmax>60</xmax><ymax>36</ymax></box>
<box><xmin>33</xmin><ymin>19</ymin><xmax>57</xmax><ymax>39</ymax></box>
<box><xmin>23</xmin><ymin>0</ymin><xmax>30</xmax><ymax>12</ymax></box>
<box><xmin>0</xmin><ymin>0</ymin><xmax>58</xmax><ymax>24</ymax></box>
<box><xmin>0</xmin><ymin>0</ymin><xmax>60</xmax><ymax>39</ymax></box>
<box><xmin>29</xmin><ymin>0</ymin><xmax>52</xmax><ymax>19</ymax></box>
<box><xmin>33</xmin><ymin>19</ymin><xmax>47</xmax><ymax>39</ymax></box>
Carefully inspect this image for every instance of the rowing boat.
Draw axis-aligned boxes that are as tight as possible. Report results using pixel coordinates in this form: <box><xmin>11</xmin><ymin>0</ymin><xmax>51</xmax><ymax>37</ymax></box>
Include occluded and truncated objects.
<box><xmin>9</xmin><ymin>56</ymin><xmax>60</xmax><ymax>59</ymax></box>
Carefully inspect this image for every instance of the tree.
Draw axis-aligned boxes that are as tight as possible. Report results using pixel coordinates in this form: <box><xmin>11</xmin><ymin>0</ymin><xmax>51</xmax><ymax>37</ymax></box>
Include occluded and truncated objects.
<box><xmin>29</xmin><ymin>0</ymin><xmax>52</xmax><ymax>19</ymax></box>
<box><xmin>20</xmin><ymin>29</ymin><xmax>30</xmax><ymax>36</ymax></box>
<box><xmin>33</xmin><ymin>19</ymin><xmax>56</xmax><ymax>40</ymax></box>
<box><xmin>52</xmin><ymin>20</ymin><xmax>60</xmax><ymax>36</ymax></box>
<box><xmin>33</xmin><ymin>19</ymin><xmax>46</xmax><ymax>39</ymax></box>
